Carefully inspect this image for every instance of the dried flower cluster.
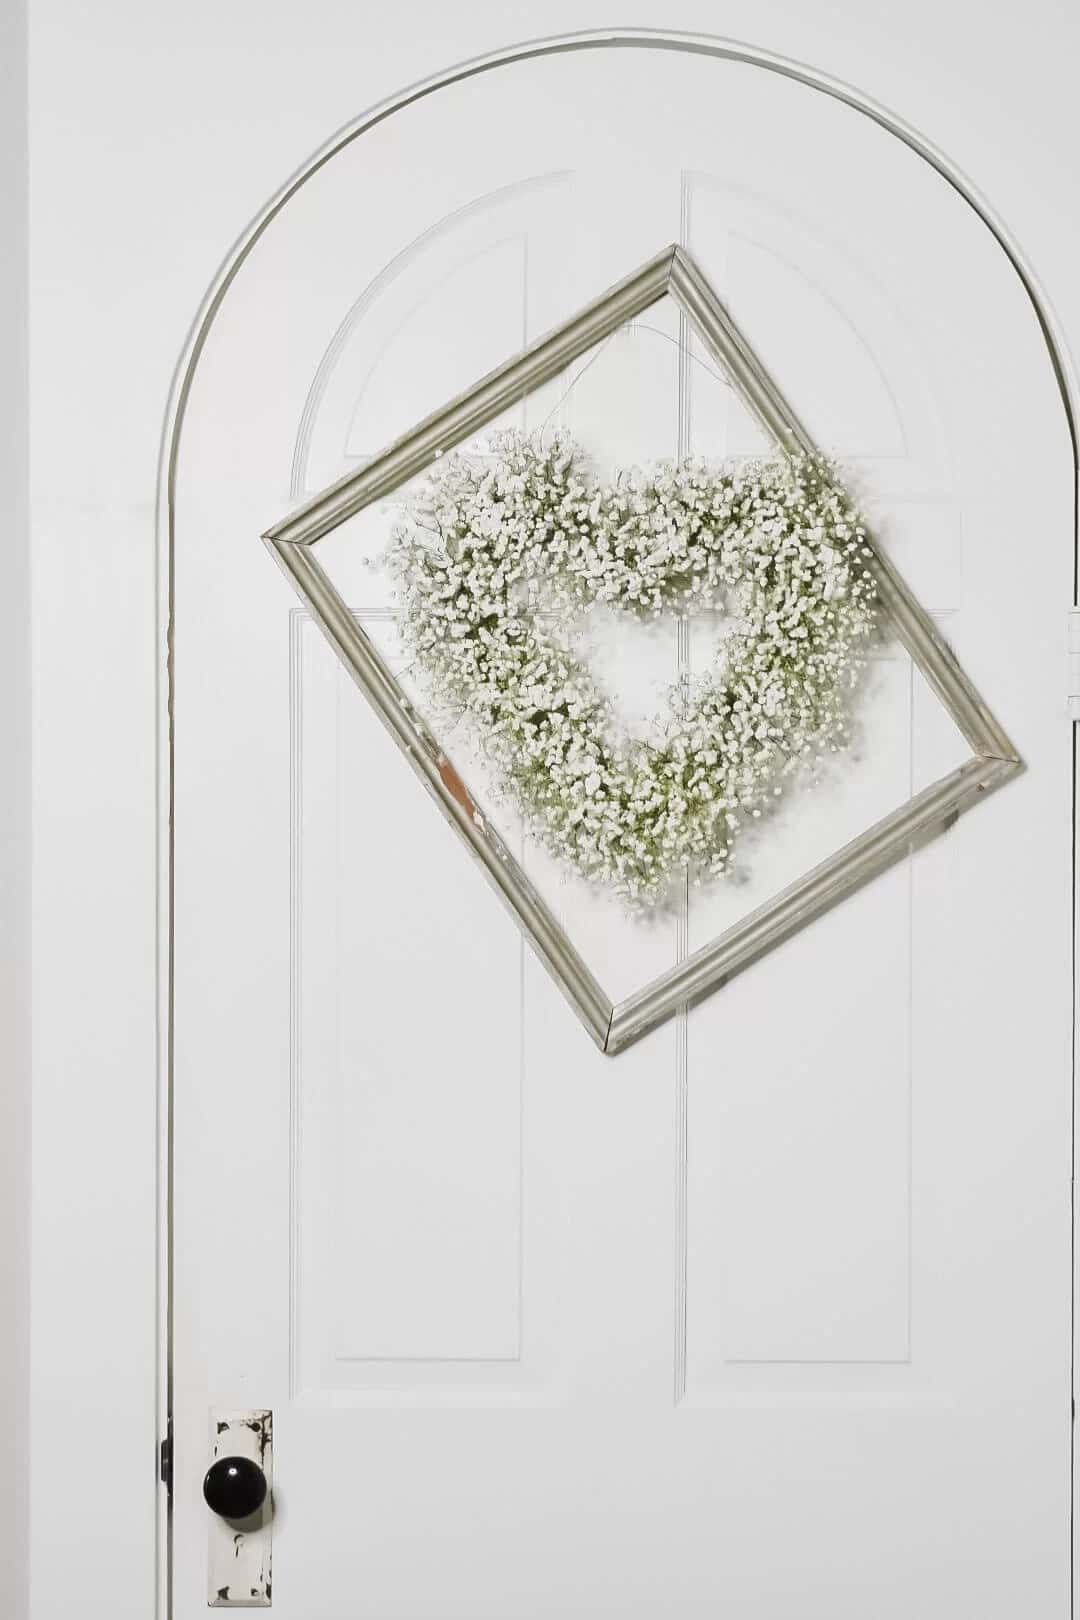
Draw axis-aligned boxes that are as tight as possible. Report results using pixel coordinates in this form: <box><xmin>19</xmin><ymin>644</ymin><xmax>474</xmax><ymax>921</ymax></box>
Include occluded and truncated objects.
<box><xmin>387</xmin><ymin>429</ymin><xmax>878</xmax><ymax>905</ymax></box>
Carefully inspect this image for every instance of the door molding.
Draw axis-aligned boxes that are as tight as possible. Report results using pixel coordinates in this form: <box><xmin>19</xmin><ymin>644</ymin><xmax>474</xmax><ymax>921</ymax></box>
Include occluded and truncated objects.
<box><xmin>155</xmin><ymin>29</ymin><xmax>1080</xmax><ymax>1615</ymax></box>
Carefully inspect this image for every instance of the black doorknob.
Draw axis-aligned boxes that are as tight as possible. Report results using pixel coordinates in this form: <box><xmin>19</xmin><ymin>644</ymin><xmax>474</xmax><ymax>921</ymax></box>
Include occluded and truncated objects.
<box><xmin>203</xmin><ymin>1455</ymin><xmax>268</xmax><ymax>1519</ymax></box>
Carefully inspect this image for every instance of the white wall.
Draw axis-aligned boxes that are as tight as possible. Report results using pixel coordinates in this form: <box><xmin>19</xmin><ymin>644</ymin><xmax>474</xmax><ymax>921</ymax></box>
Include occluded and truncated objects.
<box><xmin>26</xmin><ymin>2</ymin><xmax>1079</xmax><ymax>1614</ymax></box>
<box><xmin>1</xmin><ymin>0</ymin><xmax>29</xmax><ymax>1614</ymax></box>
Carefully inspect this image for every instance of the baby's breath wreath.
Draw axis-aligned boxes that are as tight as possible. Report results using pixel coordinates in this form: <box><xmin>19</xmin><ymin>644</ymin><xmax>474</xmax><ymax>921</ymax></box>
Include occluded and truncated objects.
<box><xmin>388</xmin><ymin>429</ymin><xmax>878</xmax><ymax>906</ymax></box>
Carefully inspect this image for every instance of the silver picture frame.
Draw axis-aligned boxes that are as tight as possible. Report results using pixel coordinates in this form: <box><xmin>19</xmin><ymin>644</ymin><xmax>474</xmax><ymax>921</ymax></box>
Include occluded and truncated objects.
<box><xmin>264</xmin><ymin>243</ymin><xmax>1022</xmax><ymax>1054</ymax></box>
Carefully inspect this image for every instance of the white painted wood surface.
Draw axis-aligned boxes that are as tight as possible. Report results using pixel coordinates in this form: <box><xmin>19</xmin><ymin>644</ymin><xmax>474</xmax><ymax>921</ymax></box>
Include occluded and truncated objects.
<box><xmin>171</xmin><ymin>46</ymin><xmax>1072</xmax><ymax>1617</ymax></box>
<box><xmin>24</xmin><ymin>6</ymin><xmax>1080</xmax><ymax>1618</ymax></box>
<box><xmin>0</xmin><ymin>2</ymin><xmax>29</xmax><ymax>1618</ymax></box>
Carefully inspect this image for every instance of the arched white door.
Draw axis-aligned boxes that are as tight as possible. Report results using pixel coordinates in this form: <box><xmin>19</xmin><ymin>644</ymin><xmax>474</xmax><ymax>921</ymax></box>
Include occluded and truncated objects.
<box><xmin>172</xmin><ymin>42</ymin><xmax>1073</xmax><ymax>1618</ymax></box>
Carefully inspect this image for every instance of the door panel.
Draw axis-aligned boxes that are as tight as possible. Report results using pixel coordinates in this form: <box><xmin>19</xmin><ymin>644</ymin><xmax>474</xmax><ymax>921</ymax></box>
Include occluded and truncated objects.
<box><xmin>173</xmin><ymin>44</ymin><xmax>1072</xmax><ymax>1617</ymax></box>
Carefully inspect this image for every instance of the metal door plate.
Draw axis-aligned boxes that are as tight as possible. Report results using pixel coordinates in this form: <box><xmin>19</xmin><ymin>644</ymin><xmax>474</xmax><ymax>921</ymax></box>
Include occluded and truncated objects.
<box><xmin>208</xmin><ymin>1410</ymin><xmax>273</xmax><ymax>1608</ymax></box>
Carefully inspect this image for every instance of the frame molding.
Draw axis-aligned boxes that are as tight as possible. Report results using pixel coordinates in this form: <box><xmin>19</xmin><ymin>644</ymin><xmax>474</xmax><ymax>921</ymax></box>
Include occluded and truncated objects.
<box><xmin>265</xmin><ymin>242</ymin><xmax>1022</xmax><ymax>1054</ymax></box>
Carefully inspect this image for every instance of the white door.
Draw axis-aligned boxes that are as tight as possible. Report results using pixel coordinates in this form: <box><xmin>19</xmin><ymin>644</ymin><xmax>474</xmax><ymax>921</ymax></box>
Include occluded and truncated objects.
<box><xmin>171</xmin><ymin>42</ymin><xmax>1073</xmax><ymax>1617</ymax></box>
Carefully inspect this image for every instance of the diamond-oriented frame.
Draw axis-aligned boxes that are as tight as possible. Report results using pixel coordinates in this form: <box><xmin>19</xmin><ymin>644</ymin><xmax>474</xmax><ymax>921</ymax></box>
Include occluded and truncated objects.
<box><xmin>265</xmin><ymin>245</ymin><xmax>1022</xmax><ymax>1055</ymax></box>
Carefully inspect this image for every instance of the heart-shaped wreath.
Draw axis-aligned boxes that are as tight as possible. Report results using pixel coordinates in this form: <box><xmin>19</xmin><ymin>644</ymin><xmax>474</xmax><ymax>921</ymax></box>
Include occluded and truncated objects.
<box><xmin>387</xmin><ymin>429</ymin><xmax>878</xmax><ymax>905</ymax></box>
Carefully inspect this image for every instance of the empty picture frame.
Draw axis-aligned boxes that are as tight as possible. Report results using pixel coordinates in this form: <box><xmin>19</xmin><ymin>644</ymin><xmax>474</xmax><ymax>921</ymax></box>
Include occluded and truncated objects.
<box><xmin>264</xmin><ymin>244</ymin><xmax>1021</xmax><ymax>1054</ymax></box>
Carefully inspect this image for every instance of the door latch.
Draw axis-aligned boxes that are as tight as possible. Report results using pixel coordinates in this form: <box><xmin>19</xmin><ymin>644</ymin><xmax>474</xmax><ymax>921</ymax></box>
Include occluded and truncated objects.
<box><xmin>1067</xmin><ymin>607</ymin><xmax>1080</xmax><ymax>719</ymax></box>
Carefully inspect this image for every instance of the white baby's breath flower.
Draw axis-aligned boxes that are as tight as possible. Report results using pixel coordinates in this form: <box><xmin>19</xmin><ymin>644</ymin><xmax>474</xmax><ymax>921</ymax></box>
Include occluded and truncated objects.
<box><xmin>386</xmin><ymin>429</ymin><xmax>878</xmax><ymax>905</ymax></box>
